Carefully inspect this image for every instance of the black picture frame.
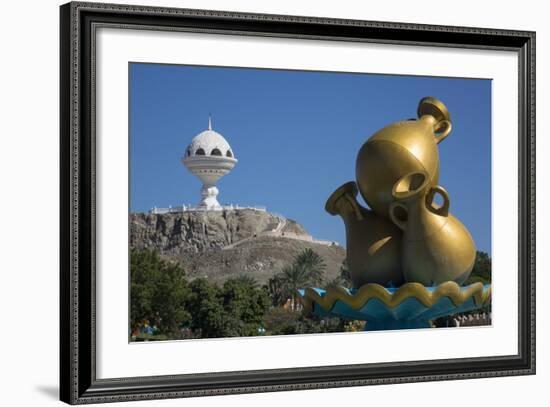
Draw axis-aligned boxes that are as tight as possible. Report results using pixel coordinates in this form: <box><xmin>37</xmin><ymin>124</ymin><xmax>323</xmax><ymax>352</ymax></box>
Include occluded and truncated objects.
<box><xmin>60</xmin><ymin>1</ymin><xmax>536</xmax><ymax>404</ymax></box>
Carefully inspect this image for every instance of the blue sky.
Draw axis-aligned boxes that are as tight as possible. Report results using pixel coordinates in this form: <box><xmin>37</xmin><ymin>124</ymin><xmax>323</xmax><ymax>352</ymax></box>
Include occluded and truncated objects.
<box><xmin>130</xmin><ymin>63</ymin><xmax>492</xmax><ymax>254</ymax></box>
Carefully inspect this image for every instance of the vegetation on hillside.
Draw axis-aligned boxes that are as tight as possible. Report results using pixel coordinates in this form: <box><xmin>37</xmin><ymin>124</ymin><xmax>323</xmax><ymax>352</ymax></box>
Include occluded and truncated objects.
<box><xmin>131</xmin><ymin>249</ymin><xmax>272</xmax><ymax>340</ymax></box>
<box><xmin>130</xmin><ymin>248</ymin><xmax>492</xmax><ymax>341</ymax></box>
<box><xmin>267</xmin><ymin>248</ymin><xmax>326</xmax><ymax>310</ymax></box>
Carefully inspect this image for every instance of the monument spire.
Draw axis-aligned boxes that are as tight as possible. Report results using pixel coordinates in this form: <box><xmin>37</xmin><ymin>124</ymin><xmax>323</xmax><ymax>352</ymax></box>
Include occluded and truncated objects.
<box><xmin>208</xmin><ymin>114</ymin><xmax>212</xmax><ymax>130</ymax></box>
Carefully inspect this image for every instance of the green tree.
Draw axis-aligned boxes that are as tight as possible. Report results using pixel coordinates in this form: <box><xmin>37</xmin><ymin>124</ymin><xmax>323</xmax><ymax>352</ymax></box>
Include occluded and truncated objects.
<box><xmin>130</xmin><ymin>249</ymin><xmax>191</xmax><ymax>338</ymax></box>
<box><xmin>294</xmin><ymin>248</ymin><xmax>326</xmax><ymax>285</ymax></box>
<box><xmin>266</xmin><ymin>274</ymin><xmax>287</xmax><ymax>307</ymax></box>
<box><xmin>272</xmin><ymin>248</ymin><xmax>328</xmax><ymax>309</ymax></box>
<box><xmin>464</xmin><ymin>251</ymin><xmax>492</xmax><ymax>285</ymax></box>
<box><xmin>234</xmin><ymin>274</ymin><xmax>259</xmax><ymax>289</ymax></box>
<box><xmin>186</xmin><ymin>277</ymin><xmax>270</xmax><ymax>338</ymax></box>
<box><xmin>279</xmin><ymin>264</ymin><xmax>310</xmax><ymax>310</ymax></box>
<box><xmin>222</xmin><ymin>278</ymin><xmax>271</xmax><ymax>337</ymax></box>
<box><xmin>186</xmin><ymin>278</ymin><xmax>226</xmax><ymax>338</ymax></box>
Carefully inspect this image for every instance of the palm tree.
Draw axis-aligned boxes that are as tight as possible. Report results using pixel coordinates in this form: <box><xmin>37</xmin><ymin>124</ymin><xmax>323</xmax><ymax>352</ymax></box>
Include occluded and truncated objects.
<box><xmin>293</xmin><ymin>248</ymin><xmax>326</xmax><ymax>286</ymax></box>
<box><xmin>267</xmin><ymin>274</ymin><xmax>287</xmax><ymax>307</ymax></box>
<box><xmin>280</xmin><ymin>264</ymin><xmax>310</xmax><ymax>311</ymax></box>
<box><xmin>275</xmin><ymin>249</ymin><xmax>327</xmax><ymax>310</ymax></box>
<box><xmin>234</xmin><ymin>274</ymin><xmax>259</xmax><ymax>288</ymax></box>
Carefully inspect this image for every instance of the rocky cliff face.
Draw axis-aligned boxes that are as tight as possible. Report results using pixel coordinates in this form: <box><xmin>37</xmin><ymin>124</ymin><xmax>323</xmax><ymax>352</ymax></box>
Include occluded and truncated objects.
<box><xmin>130</xmin><ymin>209</ymin><xmax>307</xmax><ymax>253</ymax></box>
<box><xmin>130</xmin><ymin>209</ymin><xmax>345</xmax><ymax>284</ymax></box>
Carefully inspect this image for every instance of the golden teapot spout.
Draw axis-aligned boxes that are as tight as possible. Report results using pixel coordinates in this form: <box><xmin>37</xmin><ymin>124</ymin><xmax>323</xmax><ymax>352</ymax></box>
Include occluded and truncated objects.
<box><xmin>325</xmin><ymin>181</ymin><xmax>365</xmax><ymax>222</ymax></box>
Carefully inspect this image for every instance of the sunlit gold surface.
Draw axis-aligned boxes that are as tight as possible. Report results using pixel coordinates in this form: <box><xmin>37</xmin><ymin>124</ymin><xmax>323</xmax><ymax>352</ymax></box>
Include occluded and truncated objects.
<box><xmin>300</xmin><ymin>281</ymin><xmax>491</xmax><ymax>314</ymax></box>
<box><xmin>328</xmin><ymin>96</ymin><xmax>479</xmax><ymax>290</ymax></box>
<box><xmin>326</xmin><ymin>182</ymin><xmax>403</xmax><ymax>287</ymax></box>
<box><xmin>389</xmin><ymin>171</ymin><xmax>476</xmax><ymax>285</ymax></box>
<box><xmin>356</xmin><ymin>97</ymin><xmax>452</xmax><ymax>218</ymax></box>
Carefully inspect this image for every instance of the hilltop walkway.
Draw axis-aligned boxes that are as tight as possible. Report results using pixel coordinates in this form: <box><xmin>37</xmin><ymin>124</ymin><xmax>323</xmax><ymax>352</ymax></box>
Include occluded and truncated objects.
<box><xmin>222</xmin><ymin>216</ymin><xmax>337</xmax><ymax>250</ymax></box>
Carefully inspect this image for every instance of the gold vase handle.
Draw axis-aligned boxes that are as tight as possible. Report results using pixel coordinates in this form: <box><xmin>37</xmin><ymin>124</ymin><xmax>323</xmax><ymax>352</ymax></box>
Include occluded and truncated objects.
<box><xmin>417</xmin><ymin>97</ymin><xmax>452</xmax><ymax>144</ymax></box>
<box><xmin>426</xmin><ymin>185</ymin><xmax>450</xmax><ymax>217</ymax></box>
<box><xmin>434</xmin><ymin>119</ymin><xmax>452</xmax><ymax>144</ymax></box>
<box><xmin>389</xmin><ymin>201</ymin><xmax>408</xmax><ymax>231</ymax></box>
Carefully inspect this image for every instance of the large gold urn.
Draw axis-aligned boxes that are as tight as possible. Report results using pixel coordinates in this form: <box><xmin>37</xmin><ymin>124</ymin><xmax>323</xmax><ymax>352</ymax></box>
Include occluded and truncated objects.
<box><xmin>326</xmin><ymin>96</ymin><xmax>477</xmax><ymax>288</ymax></box>
<box><xmin>389</xmin><ymin>171</ymin><xmax>476</xmax><ymax>285</ymax></box>
<box><xmin>325</xmin><ymin>181</ymin><xmax>403</xmax><ymax>288</ymax></box>
<box><xmin>355</xmin><ymin>97</ymin><xmax>452</xmax><ymax>218</ymax></box>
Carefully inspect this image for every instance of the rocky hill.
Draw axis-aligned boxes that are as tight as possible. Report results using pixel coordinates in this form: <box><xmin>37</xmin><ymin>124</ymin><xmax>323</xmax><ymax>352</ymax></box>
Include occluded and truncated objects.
<box><xmin>130</xmin><ymin>209</ymin><xmax>345</xmax><ymax>285</ymax></box>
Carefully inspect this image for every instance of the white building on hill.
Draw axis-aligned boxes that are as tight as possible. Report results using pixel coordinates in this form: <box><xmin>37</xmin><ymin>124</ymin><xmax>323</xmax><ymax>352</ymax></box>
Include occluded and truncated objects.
<box><xmin>150</xmin><ymin>117</ymin><xmax>265</xmax><ymax>214</ymax></box>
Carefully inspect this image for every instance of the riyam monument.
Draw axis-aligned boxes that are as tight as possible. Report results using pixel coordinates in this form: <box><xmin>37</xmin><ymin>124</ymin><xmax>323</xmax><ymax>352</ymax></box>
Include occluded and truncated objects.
<box><xmin>131</xmin><ymin>118</ymin><xmax>344</xmax><ymax>284</ymax></box>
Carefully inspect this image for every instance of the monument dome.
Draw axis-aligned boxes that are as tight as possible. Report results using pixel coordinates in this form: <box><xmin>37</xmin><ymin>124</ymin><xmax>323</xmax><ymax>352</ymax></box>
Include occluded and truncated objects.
<box><xmin>185</xmin><ymin>118</ymin><xmax>235</xmax><ymax>159</ymax></box>
<box><xmin>181</xmin><ymin>117</ymin><xmax>237</xmax><ymax>210</ymax></box>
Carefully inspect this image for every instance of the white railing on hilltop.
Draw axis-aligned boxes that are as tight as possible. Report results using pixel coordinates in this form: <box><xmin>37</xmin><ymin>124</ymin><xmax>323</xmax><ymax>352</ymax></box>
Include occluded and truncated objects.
<box><xmin>149</xmin><ymin>204</ymin><xmax>267</xmax><ymax>214</ymax></box>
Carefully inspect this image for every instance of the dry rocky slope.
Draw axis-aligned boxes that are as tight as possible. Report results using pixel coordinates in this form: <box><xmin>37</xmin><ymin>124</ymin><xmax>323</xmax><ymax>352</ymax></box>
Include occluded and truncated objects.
<box><xmin>130</xmin><ymin>209</ymin><xmax>345</xmax><ymax>285</ymax></box>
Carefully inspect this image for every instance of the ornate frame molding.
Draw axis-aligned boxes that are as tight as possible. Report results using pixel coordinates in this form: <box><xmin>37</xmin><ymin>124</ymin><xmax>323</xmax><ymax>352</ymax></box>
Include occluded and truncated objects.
<box><xmin>60</xmin><ymin>2</ymin><xmax>535</xmax><ymax>404</ymax></box>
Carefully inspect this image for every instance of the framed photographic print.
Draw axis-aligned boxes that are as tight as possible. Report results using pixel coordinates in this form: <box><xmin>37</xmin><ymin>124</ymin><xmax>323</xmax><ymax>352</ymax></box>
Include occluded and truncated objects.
<box><xmin>60</xmin><ymin>1</ymin><xmax>535</xmax><ymax>404</ymax></box>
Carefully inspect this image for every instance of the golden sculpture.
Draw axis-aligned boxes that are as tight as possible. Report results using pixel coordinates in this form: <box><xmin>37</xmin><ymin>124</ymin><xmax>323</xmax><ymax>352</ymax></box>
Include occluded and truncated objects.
<box><xmin>301</xmin><ymin>96</ymin><xmax>486</xmax><ymax>330</ymax></box>
<box><xmin>355</xmin><ymin>97</ymin><xmax>452</xmax><ymax>218</ymax></box>
<box><xmin>389</xmin><ymin>171</ymin><xmax>476</xmax><ymax>285</ymax></box>
<box><xmin>325</xmin><ymin>181</ymin><xmax>403</xmax><ymax>288</ymax></box>
<box><xmin>327</xmin><ymin>96</ymin><xmax>476</xmax><ymax>287</ymax></box>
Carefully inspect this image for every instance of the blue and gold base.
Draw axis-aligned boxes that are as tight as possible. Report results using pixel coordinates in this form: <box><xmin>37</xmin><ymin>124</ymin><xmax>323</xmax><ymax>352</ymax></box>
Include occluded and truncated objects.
<box><xmin>298</xmin><ymin>281</ymin><xmax>491</xmax><ymax>331</ymax></box>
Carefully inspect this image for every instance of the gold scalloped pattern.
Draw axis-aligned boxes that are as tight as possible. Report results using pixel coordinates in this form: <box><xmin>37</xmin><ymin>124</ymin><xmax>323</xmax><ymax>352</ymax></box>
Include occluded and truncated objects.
<box><xmin>299</xmin><ymin>281</ymin><xmax>491</xmax><ymax>314</ymax></box>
